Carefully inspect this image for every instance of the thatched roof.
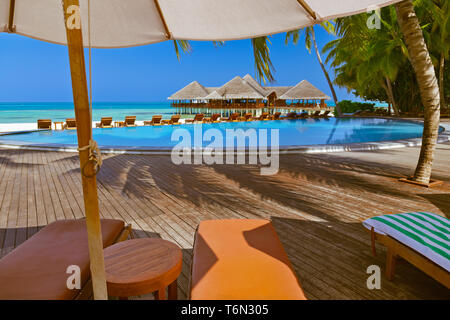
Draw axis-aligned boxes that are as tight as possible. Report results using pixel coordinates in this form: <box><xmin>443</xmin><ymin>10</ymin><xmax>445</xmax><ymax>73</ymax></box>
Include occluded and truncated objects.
<box><xmin>169</xmin><ymin>78</ymin><xmax>330</xmax><ymax>101</ymax></box>
<box><xmin>204</xmin><ymin>90</ymin><xmax>223</xmax><ymax>100</ymax></box>
<box><xmin>205</xmin><ymin>87</ymin><xmax>219</xmax><ymax>93</ymax></box>
<box><xmin>168</xmin><ymin>81</ymin><xmax>209</xmax><ymax>100</ymax></box>
<box><xmin>264</xmin><ymin>86</ymin><xmax>292</xmax><ymax>97</ymax></box>
<box><xmin>214</xmin><ymin>76</ymin><xmax>266</xmax><ymax>100</ymax></box>
<box><xmin>242</xmin><ymin>74</ymin><xmax>268</xmax><ymax>97</ymax></box>
<box><xmin>279</xmin><ymin>80</ymin><xmax>330</xmax><ymax>100</ymax></box>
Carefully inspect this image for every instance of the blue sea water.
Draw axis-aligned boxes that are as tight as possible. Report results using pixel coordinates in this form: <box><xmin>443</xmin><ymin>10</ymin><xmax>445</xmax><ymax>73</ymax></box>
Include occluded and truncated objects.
<box><xmin>0</xmin><ymin>100</ymin><xmax>386</xmax><ymax>124</ymax></box>
<box><xmin>0</xmin><ymin>118</ymin><xmax>425</xmax><ymax>148</ymax></box>
<box><xmin>0</xmin><ymin>102</ymin><xmax>175</xmax><ymax>123</ymax></box>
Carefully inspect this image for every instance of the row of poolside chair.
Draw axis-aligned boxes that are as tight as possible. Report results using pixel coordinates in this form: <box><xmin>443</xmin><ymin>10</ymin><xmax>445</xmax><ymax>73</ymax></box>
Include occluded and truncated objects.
<box><xmin>37</xmin><ymin>119</ymin><xmax>78</xmax><ymax>130</ymax></box>
<box><xmin>37</xmin><ymin>110</ymin><xmax>332</xmax><ymax>130</ymax></box>
<box><xmin>283</xmin><ymin>110</ymin><xmax>331</xmax><ymax>119</ymax></box>
<box><xmin>37</xmin><ymin>116</ymin><xmax>137</xmax><ymax>130</ymax></box>
<box><xmin>143</xmin><ymin>115</ymin><xmax>181</xmax><ymax>126</ymax></box>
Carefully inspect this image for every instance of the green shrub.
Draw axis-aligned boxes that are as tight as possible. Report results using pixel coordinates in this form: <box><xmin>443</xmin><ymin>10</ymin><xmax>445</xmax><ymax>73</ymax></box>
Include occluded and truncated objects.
<box><xmin>337</xmin><ymin>100</ymin><xmax>376</xmax><ymax>113</ymax></box>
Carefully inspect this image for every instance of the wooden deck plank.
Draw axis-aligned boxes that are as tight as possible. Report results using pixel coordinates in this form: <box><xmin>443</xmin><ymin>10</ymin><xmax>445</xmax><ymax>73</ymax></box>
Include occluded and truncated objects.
<box><xmin>0</xmin><ymin>141</ymin><xmax>449</xmax><ymax>299</ymax></box>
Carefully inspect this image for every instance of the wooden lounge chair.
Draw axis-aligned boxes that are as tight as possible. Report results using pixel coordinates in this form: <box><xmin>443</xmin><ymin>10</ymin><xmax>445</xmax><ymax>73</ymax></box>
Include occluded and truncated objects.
<box><xmin>124</xmin><ymin>116</ymin><xmax>136</xmax><ymax>127</ymax></box>
<box><xmin>298</xmin><ymin>113</ymin><xmax>309</xmax><ymax>119</ymax></box>
<box><xmin>185</xmin><ymin>113</ymin><xmax>204</xmax><ymax>124</ymax></box>
<box><xmin>210</xmin><ymin>113</ymin><xmax>221</xmax><ymax>123</ymax></box>
<box><xmin>310</xmin><ymin>110</ymin><xmax>321</xmax><ymax>117</ymax></box>
<box><xmin>64</xmin><ymin>118</ymin><xmax>77</xmax><ymax>130</ymax></box>
<box><xmin>228</xmin><ymin>113</ymin><xmax>239</xmax><ymax>122</ymax></box>
<box><xmin>252</xmin><ymin>112</ymin><xmax>270</xmax><ymax>121</ymax></box>
<box><xmin>169</xmin><ymin>114</ymin><xmax>181</xmax><ymax>125</ymax></box>
<box><xmin>269</xmin><ymin>112</ymin><xmax>281</xmax><ymax>120</ymax></box>
<box><xmin>243</xmin><ymin>113</ymin><xmax>253</xmax><ymax>121</ymax></box>
<box><xmin>284</xmin><ymin>112</ymin><xmax>298</xmax><ymax>120</ymax></box>
<box><xmin>0</xmin><ymin>219</ymin><xmax>131</xmax><ymax>299</ymax></box>
<box><xmin>319</xmin><ymin>110</ymin><xmax>331</xmax><ymax>118</ymax></box>
<box><xmin>190</xmin><ymin>219</ymin><xmax>306</xmax><ymax>300</ymax></box>
<box><xmin>363</xmin><ymin>212</ymin><xmax>449</xmax><ymax>289</ymax></box>
<box><xmin>37</xmin><ymin>119</ymin><xmax>52</xmax><ymax>129</ymax></box>
<box><xmin>98</xmin><ymin>117</ymin><xmax>113</xmax><ymax>128</ymax></box>
<box><xmin>144</xmin><ymin>115</ymin><xmax>162</xmax><ymax>126</ymax></box>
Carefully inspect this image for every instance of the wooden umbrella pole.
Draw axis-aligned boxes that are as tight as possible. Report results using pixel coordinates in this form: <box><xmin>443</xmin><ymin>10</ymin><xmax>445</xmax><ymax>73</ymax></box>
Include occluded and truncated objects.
<box><xmin>62</xmin><ymin>0</ymin><xmax>108</xmax><ymax>300</ymax></box>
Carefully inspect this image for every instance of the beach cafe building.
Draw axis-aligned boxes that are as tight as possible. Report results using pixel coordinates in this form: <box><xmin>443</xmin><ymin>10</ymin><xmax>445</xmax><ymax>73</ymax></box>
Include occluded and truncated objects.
<box><xmin>169</xmin><ymin>74</ymin><xmax>333</xmax><ymax>116</ymax></box>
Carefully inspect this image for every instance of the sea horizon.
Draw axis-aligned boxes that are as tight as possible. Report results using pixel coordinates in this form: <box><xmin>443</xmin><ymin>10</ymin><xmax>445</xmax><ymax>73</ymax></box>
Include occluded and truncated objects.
<box><xmin>0</xmin><ymin>100</ymin><xmax>388</xmax><ymax>124</ymax></box>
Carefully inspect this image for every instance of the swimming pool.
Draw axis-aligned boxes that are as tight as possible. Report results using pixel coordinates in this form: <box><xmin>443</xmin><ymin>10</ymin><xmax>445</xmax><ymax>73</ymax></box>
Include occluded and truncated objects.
<box><xmin>0</xmin><ymin>118</ymin><xmax>437</xmax><ymax>152</ymax></box>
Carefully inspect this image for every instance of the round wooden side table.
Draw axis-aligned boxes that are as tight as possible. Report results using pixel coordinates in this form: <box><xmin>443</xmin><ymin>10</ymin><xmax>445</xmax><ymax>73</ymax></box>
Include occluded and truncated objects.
<box><xmin>104</xmin><ymin>238</ymin><xmax>182</xmax><ymax>300</ymax></box>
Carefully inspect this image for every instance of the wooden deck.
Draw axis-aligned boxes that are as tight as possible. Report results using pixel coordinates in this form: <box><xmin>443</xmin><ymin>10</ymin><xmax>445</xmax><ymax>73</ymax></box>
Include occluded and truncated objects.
<box><xmin>0</xmin><ymin>142</ymin><xmax>449</xmax><ymax>299</ymax></box>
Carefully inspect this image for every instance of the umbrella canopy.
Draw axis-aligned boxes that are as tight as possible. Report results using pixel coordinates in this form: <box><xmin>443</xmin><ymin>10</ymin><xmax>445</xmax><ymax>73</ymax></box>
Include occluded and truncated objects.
<box><xmin>1</xmin><ymin>0</ymin><xmax>405</xmax><ymax>300</ymax></box>
<box><xmin>2</xmin><ymin>0</ymin><xmax>401</xmax><ymax>47</ymax></box>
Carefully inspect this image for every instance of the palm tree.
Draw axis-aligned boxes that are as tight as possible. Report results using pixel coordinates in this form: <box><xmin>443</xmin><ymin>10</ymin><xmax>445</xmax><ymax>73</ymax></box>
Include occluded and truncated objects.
<box><xmin>424</xmin><ymin>0</ymin><xmax>449</xmax><ymax>109</ymax></box>
<box><xmin>395</xmin><ymin>0</ymin><xmax>441</xmax><ymax>184</ymax></box>
<box><xmin>285</xmin><ymin>23</ymin><xmax>342</xmax><ymax>115</ymax></box>
<box><xmin>322</xmin><ymin>9</ymin><xmax>407</xmax><ymax>116</ymax></box>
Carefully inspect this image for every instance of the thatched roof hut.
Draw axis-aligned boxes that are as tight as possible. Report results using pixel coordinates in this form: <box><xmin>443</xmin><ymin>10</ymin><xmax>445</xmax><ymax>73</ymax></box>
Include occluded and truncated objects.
<box><xmin>279</xmin><ymin>80</ymin><xmax>330</xmax><ymax>100</ymax></box>
<box><xmin>168</xmin><ymin>81</ymin><xmax>209</xmax><ymax>100</ymax></box>
<box><xmin>214</xmin><ymin>76</ymin><xmax>266</xmax><ymax>100</ymax></box>
<box><xmin>169</xmin><ymin>77</ymin><xmax>330</xmax><ymax>103</ymax></box>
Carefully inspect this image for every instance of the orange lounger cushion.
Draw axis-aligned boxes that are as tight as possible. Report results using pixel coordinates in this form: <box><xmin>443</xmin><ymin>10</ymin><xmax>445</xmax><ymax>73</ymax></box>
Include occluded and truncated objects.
<box><xmin>0</xmin><ymin>219</ymin><xmax>124</xmax><ymax>300</ymax></box>
<box><xmin>190</xmin><ymin>219</ymin><xmax>306</xmax><ymax>300</ymax></box>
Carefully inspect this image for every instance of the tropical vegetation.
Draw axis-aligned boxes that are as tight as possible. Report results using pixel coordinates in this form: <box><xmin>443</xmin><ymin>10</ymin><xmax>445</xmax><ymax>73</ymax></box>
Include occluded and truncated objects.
<box><xmin>322</xmin><ymin>0</ymin><xmax>449</xmax><ymax>115</ymax></box>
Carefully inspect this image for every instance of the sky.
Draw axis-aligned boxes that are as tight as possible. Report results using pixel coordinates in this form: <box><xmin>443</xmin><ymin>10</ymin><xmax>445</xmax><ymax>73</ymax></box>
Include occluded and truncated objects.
<box><xmin>0</xmin><ymin>27</ymin><xmax>358</xmax><ymax>103</ymax></box>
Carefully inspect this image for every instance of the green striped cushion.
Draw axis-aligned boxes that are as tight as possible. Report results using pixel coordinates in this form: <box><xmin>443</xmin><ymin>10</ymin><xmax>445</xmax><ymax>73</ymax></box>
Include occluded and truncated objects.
<box><xmin>363</xmin><ymin>212</ymin><xmax>449</xmax><ymax>271</ymax></box>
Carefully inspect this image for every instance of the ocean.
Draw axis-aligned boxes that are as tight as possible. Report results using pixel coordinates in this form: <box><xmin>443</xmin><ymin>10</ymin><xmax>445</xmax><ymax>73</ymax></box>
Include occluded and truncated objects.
<box><xmin>0</xmin><ymin>100</ymin><xmax>386</xmax><ymax>124</ymax></box>
<box><xmin>0</xmin><ymin>102</ymin><xmax>175</xmax><ymax>124</ymax></box>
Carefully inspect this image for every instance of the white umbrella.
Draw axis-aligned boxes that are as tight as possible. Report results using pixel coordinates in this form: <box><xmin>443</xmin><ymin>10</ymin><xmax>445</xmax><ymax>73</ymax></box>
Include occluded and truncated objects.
<box><xmin>1</xmin><ymin>0</ymin><xmax>405</xmax><ymax>299</ymax></box>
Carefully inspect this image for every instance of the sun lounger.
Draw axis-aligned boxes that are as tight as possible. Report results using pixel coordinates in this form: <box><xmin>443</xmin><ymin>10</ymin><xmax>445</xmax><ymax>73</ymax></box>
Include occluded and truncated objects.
<box><xmin>144</xmin><ymin>115</ymin><xmax>162</xmax><ymax>126</ymax></box>
<box><xmin>0</xmin><ymin>219</ymin><xmax>131</xmax><ymax>299</ymax></box>
<box><xmin>298</xmin><ymin>113</ymin><xmax>309</xmax><ymax>119</ymax></box>
<box><xmin>252</xmin><ymin>112</ymin><xmax>270</xmax><ymax>121</ymax></box>
<box><xmin>190</xmin><ymin>219</ymin><xmax>306</xmax><ymax>300</ymax></box>
<box><xmin>98</xmin><ymin>117</ymin><xmax>113</xmax><ymax>128</ymax></box>
<box><xmin>269</xmin><ymin>112</ymin><xmax>281</xmax><ymax>120</ymax></box>
<box><xmin>64</xmin><ymin>118</ymin><xmax>77</xmax><ymax>130</ymax></box>
<box><xmin>228</xmin><ymin>113</ymin><xmax>239</xmax><ymax>122</ymax></box>
<box><xmin>37</xmin><ymin>119</ymin><xmax>52</xmax><ymax>129</ymax></box>
<box><xmin>284</xmin><ymin>112</ymin><xmax>298</xmax><ymax>120</ymax></box>
<box><xmin>185</xmin><ymin>113</ymin><xmax>204</xmax><ymax>124</ymax></box>
<box><xmin>169</xmin><ymin>114</ymin><xmax>181</xmax><ymax>125</ymax></box>
<box><xmin>319</xmin><ymin>110</ymin><xmax>331</xmax><ymax>118</ymax></box>
<box><xmin>310</xmin><ymin>110</ymin><xmax>321</xmax><ymax>117</ymax></box>
<box><xmin>243</xmin><ymin>113</ymin><xmax>253</xmax><ymax>121</ymax></box>
<box><xmin>210</xmin><ymin>113</ymin><xmax>221</xmax><ymax>123</ymax></box>
<box><xmin>363</xmin><ymin>212</ymin><xmax>449</xmax><ymax>289</ymax></box>
<box><xmin>124</xmin><ymin>116</ymin><xmax>136</xmax><ymax>127</ymax></box>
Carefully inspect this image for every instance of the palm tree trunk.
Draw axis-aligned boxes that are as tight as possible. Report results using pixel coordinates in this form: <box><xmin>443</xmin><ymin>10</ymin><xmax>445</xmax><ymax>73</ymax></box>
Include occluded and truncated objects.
<box><xmin>311</xmin><ymin>27</ymin><xmax>342</xmax><ymax>116</ymax></box>
<box><xmin>385</xmin><ymin>77</ymin><xmax>399</xmax><ymax>116</ymax></box>
<box><xmin>395</xmin><ymin>0</ymin><xmax>441</xmax><ymax>185</ymax></box>
<box><xmin>439</xmin><ymin>53</ymin><xmax>445</xmax><ymax>109</ymax></box>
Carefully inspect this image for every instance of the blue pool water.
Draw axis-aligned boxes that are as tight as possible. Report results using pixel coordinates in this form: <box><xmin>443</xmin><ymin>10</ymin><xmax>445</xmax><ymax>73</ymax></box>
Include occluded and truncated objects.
<box><xmin>0</xmin><ymin>118</ymin><xmax>428</xmax><ymax>149</ymax></box>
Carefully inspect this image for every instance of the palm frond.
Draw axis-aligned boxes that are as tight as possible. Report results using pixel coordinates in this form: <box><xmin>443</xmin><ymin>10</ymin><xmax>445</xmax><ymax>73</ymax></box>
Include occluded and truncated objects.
<box><xmin>251</xmin><ymin>36</ymin><xmax>275</xmax><ymax>84</ymax></box>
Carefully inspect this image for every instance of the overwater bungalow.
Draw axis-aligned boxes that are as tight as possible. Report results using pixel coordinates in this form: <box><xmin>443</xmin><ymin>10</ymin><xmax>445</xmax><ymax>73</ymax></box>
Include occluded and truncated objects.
<box><xmin>169</xmin><ymin>75</ymin><xmax>333</xmax><ymax>116</ymax></box>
